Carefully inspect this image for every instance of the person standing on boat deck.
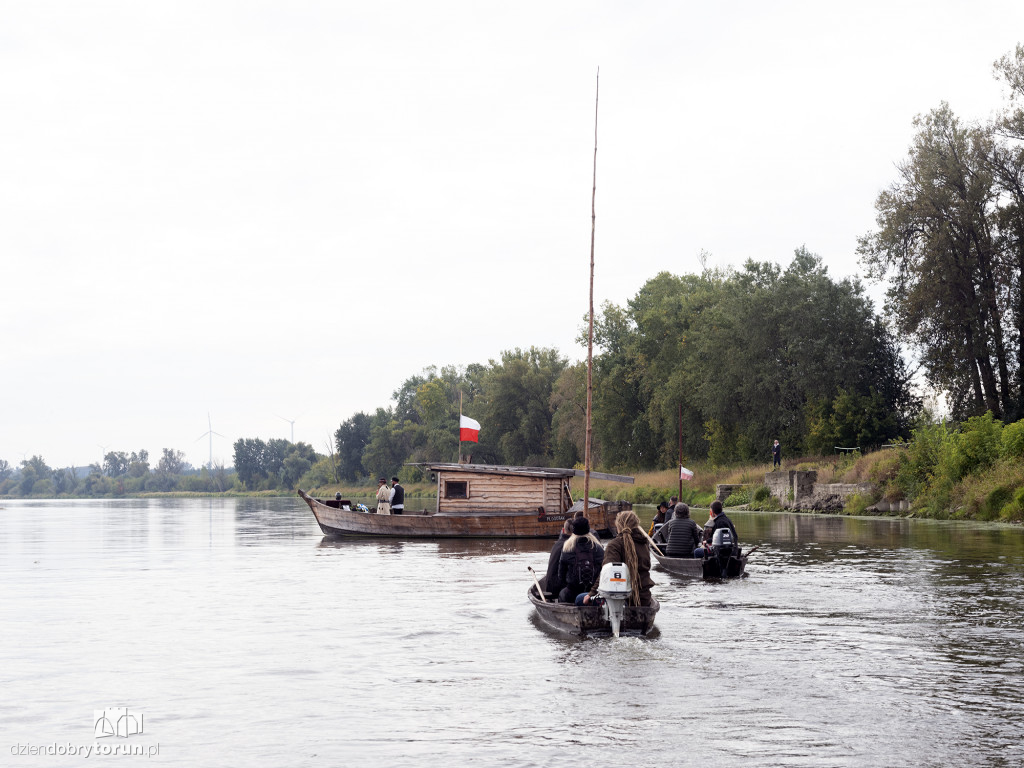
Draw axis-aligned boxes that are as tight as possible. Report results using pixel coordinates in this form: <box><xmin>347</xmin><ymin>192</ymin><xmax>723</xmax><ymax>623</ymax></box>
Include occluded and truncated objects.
<box><xmin>375</xmin><ymin>478</ymin><xmax>391</xmax><ymax>515</ymax></box>
<box><xmin>648</xmin><ymin>501</ymin><xmax>669</xmax><ymax>536</ymax></box>
<box><xmin>699</xmin><ymin>500</ymin><xmax>738</xmax><ymax>555</ymax></box>
<box><xmin>772</xmin><ymin>439</ymin><xmax>781</xmax><ymax>469</ymax></box>
<box><xmin>581</xmin><ymin>510</ymin><xmax>654</xmax><ymax>607</ymax></box>
<box><xmin>557</xmin><ymin>517</ymin><xmax>605</xmax><ymax>603</ymax></box>
<box><xmin>655</xmin><ymin>503</ymin><xmax>703</xmax><ymax>557</ymax></box>
<box><xmin>544</xmin><ymin>519</ymin><xmax>573</xmax><ymax>599</ymax></box>
<box><xmin>390</xmin><ymin>476</ymin><xmax>404</xmax><ymax>515</ymax></box>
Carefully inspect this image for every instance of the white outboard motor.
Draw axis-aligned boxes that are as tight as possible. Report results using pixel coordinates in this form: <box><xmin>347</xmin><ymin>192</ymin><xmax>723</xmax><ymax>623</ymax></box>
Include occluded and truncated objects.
<box><xmin>597</xmin><ymin>561</ymin><xmax>632</xmax><ymax>637</ymax></box>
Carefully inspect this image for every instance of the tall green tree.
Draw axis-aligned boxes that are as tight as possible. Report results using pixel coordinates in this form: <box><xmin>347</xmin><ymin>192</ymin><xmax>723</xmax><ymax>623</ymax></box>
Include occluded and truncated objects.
<box><xmin>157</xmin><ymin>448</ymin><xmax>188</xmax><ymax>475</ymax></box>
<box><xmin>335</xmin><ymin>413</ymin><xmax>372</xmax><ymax>482</ymax></box>
<box><xmin>475</xmin><ymin>347</ymin><xmax>568</xmax><ymax>466</ymax></box>
<box><xmin>992</xmin><ymin>44</ymin><xmax>1024</xmax><ymax>418</ymax></box>
<box><xmin>859</xmin><ymin>95</ymin><xmax>1021</xmax><ymax>420</ymax></box>
<box><xmin>18</xmin><ymin>456</ymin><xmax>52</xmax><ymax>496</ymax></box>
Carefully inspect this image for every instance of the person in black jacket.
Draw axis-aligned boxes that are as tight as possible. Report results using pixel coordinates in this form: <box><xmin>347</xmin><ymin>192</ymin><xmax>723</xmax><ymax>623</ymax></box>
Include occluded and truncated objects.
<box><xmin>390</xmin><ymin>477</ymin><xmax>405</xmax><ymax>514</ymax></box>
<box><xmin>654</xmin><ymin>503</ymin><xmax>703</xmax><ymax>557</ymax></box>
<box><xmin>700</xmin><ymin>500</ymin><xmax>739</xmax><ymax>555</ymax></box>
<box><xmin>544</xmin><ymin>519</ymin><xmax>573</xmax><ymax>599</ymax></box>
<box><xmin>557</xmin><ymin>516</ymin><xmax>605</xmax><ymax>603</ymax></box>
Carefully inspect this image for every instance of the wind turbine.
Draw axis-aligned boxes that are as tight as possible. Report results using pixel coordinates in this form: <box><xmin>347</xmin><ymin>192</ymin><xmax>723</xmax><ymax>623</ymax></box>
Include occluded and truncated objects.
<box><xmin>195</xmin><ymin>413</ymin><xmax>225</xmax><ymax>469</ymax></box>
<box><xmin>276</xmin><ymin>414</ymin><xmax>297</xmax><ymax>442</ymax></box>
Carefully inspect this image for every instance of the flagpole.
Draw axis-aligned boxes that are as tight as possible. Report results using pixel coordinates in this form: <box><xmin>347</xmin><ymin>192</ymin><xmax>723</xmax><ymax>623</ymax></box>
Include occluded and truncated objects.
<box><xmin>459</xmin><ymin>391</ymin><xmax>463</xmax><ymax>464</ymax></box>
<box><xmin>678</xmin><ymin>403</ymin><xmax>683</xmax><ymax>500</ymax></box>
<box><xmin>583</xmin><ymin>67</ymin><xmax>599</xmax><ymax>516</ymax></box>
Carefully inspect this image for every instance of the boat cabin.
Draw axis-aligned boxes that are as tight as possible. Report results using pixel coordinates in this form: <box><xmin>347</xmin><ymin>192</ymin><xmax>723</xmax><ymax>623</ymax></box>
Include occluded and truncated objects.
<box><xmin>424</xmin><ymin>463</ymin><xmax>575</xmax><ymax>517</ymax></box>
<box><xmin>419</xmin><ymin>463</ymin><xmax>636</xmax><ymax>518</ymax></box>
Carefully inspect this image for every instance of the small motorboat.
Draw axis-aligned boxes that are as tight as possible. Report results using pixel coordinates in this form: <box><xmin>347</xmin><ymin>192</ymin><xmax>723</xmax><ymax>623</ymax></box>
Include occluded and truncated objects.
<box><xmin>651</xmin><ymin>531</ymin><xmax>749</xmax><ymax>579</ymax></box>
<box><xmin>527</xmin><ymin>569</ymin><xmax>659</xmax><ymax>638</ymax></box>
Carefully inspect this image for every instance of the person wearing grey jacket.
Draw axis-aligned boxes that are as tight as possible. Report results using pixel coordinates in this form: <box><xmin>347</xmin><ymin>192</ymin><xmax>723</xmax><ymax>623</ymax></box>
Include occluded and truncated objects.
<box><xmin>654</xmin><ymin>503</ymin><xmax>703</xmax><ymax>557</ymax></box>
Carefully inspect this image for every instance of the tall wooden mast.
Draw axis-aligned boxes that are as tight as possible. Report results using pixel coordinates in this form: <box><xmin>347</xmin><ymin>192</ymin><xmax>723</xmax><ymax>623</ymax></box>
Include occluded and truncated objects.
<box><xmin>584</xmin><ymin>69</ymin><xmax>599</xmax><ymax>513</ymax></box>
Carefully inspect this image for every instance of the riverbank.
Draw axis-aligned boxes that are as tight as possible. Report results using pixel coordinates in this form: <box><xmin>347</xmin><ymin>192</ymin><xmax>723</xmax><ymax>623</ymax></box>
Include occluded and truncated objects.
<box><xmin>305</xmin><ymin>443</ymin><xmax>1024</xmax><ymax>524</ymax></box>
<box><xmin>9</xmin><ymin>429</ymin><xmax>1022</xmax><ymax>524</ymax></box>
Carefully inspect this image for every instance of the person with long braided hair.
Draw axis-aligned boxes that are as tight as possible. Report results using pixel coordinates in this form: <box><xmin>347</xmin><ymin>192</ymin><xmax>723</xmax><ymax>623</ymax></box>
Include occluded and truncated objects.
<box><xmin>581</xmin><ymin>509</ymin><xmax>654</xmax><ymax>607</ymax></box>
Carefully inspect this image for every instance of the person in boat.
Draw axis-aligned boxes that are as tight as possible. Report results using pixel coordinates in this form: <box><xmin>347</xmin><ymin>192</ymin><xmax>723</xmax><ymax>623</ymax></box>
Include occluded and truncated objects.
<box><xmin>647</xmin><ymin>501</ymin><xmax>669</xmax><ymax>536</ymax></box>
<box><xmin>654</xmin><ymin>503</ymin><xmax>703</xmax><ymax>557</ymax></box>
<box><xmin>544</xmin><ymin>518</ymin><xmax>573</xmax><ymax>599</ymax></box>
<box><xmin>557</xmin><ymin>516</ymin><xmax>605</xmax><ymax>603</ymax></box>
<box><xmin>390</xmin><ymin>476</ymin><xmax>405</xmax><ymax>515</ymax></box>
<box><xmin>375</xmin><ymin>478</ymin><xmax>391</xmax><ymax>515</ymax></box>
<box><xmin>699</xmin><ymin>500</ymin><xmax>738</xmax><ymax>555</ymax></box>
<box><xmin>581</xmin><ymin>509</ymin><xmax>654</xmax><ymax>607</ymax></box>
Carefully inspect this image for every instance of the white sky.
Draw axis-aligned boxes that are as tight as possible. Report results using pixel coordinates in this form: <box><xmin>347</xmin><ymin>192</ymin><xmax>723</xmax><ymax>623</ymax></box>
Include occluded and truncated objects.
<box><xmin>2</xmin><ymin>1</ymin><xmax>1022</xmax><ymax>470</ymax></box>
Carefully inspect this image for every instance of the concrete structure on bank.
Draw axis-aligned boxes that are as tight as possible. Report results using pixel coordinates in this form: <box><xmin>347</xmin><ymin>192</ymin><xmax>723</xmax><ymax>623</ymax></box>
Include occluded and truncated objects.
<box><xmin>715</xmin><ymin>484</ymin><xmax>747</xmax><ymax>502</ymax></box>
<box><xmin>763</xmin><ymin>470</ymin><xmax>875</xmax><ymax>511</ymax></box>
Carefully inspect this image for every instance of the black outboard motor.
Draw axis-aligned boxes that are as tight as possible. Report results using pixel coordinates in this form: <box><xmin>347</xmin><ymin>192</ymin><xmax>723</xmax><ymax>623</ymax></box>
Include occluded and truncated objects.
<box><xmin>703</xmin><ymin>527</ymin><xmax>742</xmax><ymax>579</ymax></box>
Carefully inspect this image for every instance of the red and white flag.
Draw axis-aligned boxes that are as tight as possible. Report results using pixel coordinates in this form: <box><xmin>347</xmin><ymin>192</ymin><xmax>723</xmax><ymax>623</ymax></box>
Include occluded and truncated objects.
<box><xmin>459</xmin><ymin>415</ymin><xmax>481</xmax><ymax>443</ymax></box>
<box><xmin>680</xmin><ymin>465</ymin><xmax>694</xmax><ymax>481</ymax></box>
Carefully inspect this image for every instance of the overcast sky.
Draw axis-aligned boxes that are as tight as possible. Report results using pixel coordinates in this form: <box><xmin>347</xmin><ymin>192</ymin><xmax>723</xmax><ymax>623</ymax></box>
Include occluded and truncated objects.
<box><xmin>3</xmin><ymin>1</ymin><xmax>1023</xmax><ymax>471</ymax></box>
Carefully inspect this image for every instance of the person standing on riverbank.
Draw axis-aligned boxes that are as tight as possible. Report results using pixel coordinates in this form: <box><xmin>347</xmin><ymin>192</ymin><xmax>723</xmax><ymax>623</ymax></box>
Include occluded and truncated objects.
<box><xmin>772</xmin><ymin>439</ymin><xmax>781</xmax><ymax>469</ymax></box>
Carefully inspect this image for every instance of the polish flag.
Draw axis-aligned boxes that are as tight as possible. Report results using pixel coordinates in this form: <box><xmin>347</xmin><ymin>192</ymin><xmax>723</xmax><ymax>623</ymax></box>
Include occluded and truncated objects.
<box><xmin>680</xmin><ymin>465</ymin><xmax>694</xmax><ymax>481</ymax></box>
<box><xmin>460</xmin><ymin>415</ymin><xmax>481</xmax><ymax>443</ymax></box>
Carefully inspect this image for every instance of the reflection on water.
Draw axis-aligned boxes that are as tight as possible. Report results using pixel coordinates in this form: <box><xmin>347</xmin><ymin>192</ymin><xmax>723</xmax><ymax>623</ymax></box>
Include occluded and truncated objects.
<box><xmin>1</xmin><ymin>499</ymin><xmax>1022</xmax><ymax>767</ymax></box>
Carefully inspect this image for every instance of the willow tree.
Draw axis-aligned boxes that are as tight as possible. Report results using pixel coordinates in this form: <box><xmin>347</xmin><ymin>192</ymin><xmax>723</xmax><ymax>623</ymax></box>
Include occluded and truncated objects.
<box><xmin>858</xmin><ymin>102</ymin><xmax>1016</xmax><ymax>419</ymax></box>
<box><xmin>992</xmin><ymin>44</ymin><xmax>1024</xmax><ymax>417</ymax></box>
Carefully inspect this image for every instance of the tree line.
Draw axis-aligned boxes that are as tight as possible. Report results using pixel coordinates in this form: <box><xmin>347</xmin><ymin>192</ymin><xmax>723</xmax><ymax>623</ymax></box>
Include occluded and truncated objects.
<box><xmin>332</xmin><ymin>249</ymin><xmax>920</xmax><ymax>483</ymax></box>
<box><xmin>0</xmin><ymin>450</ymin><xmax>234</xmax><ymax>497</ymax></box>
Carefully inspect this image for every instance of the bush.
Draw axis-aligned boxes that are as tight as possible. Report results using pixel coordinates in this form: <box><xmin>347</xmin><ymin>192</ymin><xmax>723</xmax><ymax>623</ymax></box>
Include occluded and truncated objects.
<box><xmin>894</xmin><ymin>420</ymin><xmax>951</xmax><ymax>500</ymax></box>
<box><xmin>752</xmin><ymin>485</ymin><xmax>771</xmax><ymax>503</ymax></box>
<box><xmin>1001</xmin><ymin>419</ymin><xmax>1024</xmax><ymax>460</ymax></box>
<box><xmin>946</xmin><ymin>412</ymin><xmax>1003</xmax><ymax>481</ymax></box>
<box><xmin>723</xmin><ymin>488</ymin><xmax>751</xmax><ymax>506</ymax></box>
<box><xmin>867</xmin><ymin>450</ymin><xmax>902</xmax><ymax>486</ymax></box>
<box><xmin>844</xmin><ymin>492</ymin><xmax>872</xmax><ymax>516</ymax></box>
<box><xmin>981</xmin><ymin>485</ymin><xmax>1014</xmax><ymax>521</ymax></box>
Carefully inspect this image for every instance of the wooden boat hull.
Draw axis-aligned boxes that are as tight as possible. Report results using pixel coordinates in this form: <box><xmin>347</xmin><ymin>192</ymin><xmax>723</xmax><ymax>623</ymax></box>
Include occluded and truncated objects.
<box><xmin>528</xmin><ymin>577</ymin><xmax>658</xmax><ymax>637</ymax></box>
<box><xmin>652</xmin><ymin>549</ymin><xmax>747</xmax><ymax>579</ymax></box>
<box><xmin>298</xmin><ymin>489</ymin><xmax>627</xmax><ymax>539</ymax></box>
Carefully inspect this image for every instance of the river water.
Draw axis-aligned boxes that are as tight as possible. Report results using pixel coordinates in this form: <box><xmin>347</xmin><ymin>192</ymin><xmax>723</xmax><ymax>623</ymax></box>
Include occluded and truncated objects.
<box><xmin>2</xmin><ymin>498</ymin><xmax>1023</xmax><ymax>767</ymax></box>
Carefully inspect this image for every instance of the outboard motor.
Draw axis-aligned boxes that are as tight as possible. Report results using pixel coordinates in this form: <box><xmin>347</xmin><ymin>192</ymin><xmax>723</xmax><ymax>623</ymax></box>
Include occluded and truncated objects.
<box><xmin>712</xmin><ymin>527</ymin><xmax>733</xmax><ymax>549</ymax></box>
<box><xmin>597</xmin><ymin>561</ymin><xmax>632</xmax><ymax>637</ymax></box>
<box><xmin>703</xmin><ymin>527</ymin><xmax>740</xmax><ymax>579</ymax></box>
